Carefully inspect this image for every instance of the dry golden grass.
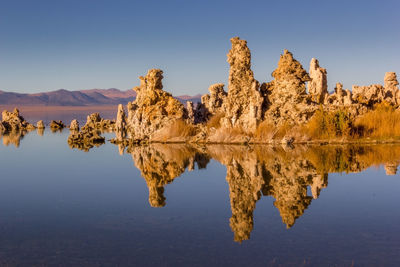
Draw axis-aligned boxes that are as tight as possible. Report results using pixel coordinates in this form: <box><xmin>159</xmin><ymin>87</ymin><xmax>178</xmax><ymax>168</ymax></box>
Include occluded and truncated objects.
<box><xmin>254</xmin><ymin>121</ymin><xmax>292</xmax><ymax>140</ymax></box>
<box><xmin>355</xmin><ymin>102</ymin><xmax>400</xmax><ymax>139</ymax></box>
<box><xmin>150</xmin><ymin>119</ymin><xmax>198</xmax><ymax>142</ymax></box>
<box><xmin>206</xmin><ymin>112</ymin><xmax>224</xmax><ymax>129</ymax></box>
<box><xmin>166</xmin><ymin>119</ymin><xmax>197</xmax><ymax>138</ymax></box>
<box><xmin>208</xmin><ymin>125</ymin><xmax>249</xmax><ymax>143</ymax></box>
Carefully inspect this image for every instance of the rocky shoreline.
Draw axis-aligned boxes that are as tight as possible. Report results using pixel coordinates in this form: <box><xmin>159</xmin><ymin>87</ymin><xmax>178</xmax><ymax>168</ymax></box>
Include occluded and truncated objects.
<box><xmin>1</xmin><ymin>37</ymin><xmax>399</xmax><ymax>147</ymax></box>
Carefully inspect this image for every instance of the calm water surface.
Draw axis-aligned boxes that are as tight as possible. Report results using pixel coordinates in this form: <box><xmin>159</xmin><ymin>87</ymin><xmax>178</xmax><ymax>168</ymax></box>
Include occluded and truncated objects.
<box><xmin>0</xmin><ymin>129</ymin><xmax>399</xmax><ymax>266</ymax></box>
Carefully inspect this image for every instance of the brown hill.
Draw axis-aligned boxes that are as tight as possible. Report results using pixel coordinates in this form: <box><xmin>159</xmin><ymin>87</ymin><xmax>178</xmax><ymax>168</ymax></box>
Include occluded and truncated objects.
<box><xmin>0</xmin><ymin>89</ymin><xmax>201</xmax><ymax>106</ymax></box>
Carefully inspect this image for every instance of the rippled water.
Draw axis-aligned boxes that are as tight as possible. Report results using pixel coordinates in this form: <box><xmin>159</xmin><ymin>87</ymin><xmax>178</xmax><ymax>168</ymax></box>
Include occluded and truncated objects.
<box><xmin>0</xmin><ymin>129</ymin><xmax>399</xmax><ymax>266</ymax></box>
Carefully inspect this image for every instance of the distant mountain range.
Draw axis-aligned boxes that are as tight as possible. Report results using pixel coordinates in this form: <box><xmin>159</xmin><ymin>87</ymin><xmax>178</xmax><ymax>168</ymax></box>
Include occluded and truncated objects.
<box><xmin>0</xmin><ymin>88</ymin><xmax>202</xmax><ymax>106</ymax></box>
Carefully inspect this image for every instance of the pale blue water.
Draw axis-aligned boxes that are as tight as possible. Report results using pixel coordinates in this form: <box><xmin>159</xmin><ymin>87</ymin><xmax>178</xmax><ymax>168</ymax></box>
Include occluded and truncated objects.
<box><xmin>0</xmin><ymin>130</ymin><xmax>399</xmax><ymax>266</ymax></box>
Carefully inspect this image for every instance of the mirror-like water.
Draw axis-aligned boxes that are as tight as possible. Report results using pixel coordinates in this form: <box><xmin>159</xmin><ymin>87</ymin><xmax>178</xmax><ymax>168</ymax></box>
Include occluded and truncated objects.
<box><xmin>0</xmin><ymin>129</ymin><xmax>399</xmax><ymax>266</ymax></box>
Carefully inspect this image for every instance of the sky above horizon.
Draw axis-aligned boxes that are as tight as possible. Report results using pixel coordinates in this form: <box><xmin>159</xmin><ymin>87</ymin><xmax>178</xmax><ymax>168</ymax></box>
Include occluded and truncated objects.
<box><xmin>0</xmin><ymin>0</ymin><xmax>399</xmax><ymax>95</ymax></box>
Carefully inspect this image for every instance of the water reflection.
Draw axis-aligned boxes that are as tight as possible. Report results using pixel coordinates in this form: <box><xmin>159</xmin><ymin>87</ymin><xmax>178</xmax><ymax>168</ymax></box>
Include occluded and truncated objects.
<box><xmin>1</xmin><ymin>129</ymin><xmax>399</xmax><ymax>244</ymax></box>
<box><xmin>0</xmin><ymin>129</ymin><xmax>27</xmax><ymax>147</ymax></box>
<box><xmin>128</xmin><ymin>144</ymin><xmax>400</xmax><ymax>242</ymax></box>
<box><xmin>129</xmin><ymin>144</ymin><xmax>210</xmax><ymax>207</ymax></box>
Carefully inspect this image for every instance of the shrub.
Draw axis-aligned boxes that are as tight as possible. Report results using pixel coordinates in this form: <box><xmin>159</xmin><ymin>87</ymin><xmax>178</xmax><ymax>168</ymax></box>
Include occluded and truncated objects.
<box><xmin>305</xmin><ymin>107</ymin><xmax>352</xmax><ymax>139</ymax></box>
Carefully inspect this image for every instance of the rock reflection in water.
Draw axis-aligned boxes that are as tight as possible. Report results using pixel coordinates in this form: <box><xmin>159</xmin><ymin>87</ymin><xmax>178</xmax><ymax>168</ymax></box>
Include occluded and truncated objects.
<box><xmin>127</xmin><ymin>144</ymin><xmax>400</xmax><ymax>242</ymax></box>
<box><xmin>0</xmin><ymin>130</ymin><xmax>27</xmax><ymax>147</ymax></box>
<box><xmin>129</xmin><ymin>144</ymin><xmax>210</xmax><ymax>207</ymax></box>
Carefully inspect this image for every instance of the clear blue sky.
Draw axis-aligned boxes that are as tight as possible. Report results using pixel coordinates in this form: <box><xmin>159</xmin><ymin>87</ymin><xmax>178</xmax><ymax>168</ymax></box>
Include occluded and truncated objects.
<box><xmin>0</xmin><ymin>0</ymin><xmax>399</xmax><ymax>95</ymax></box>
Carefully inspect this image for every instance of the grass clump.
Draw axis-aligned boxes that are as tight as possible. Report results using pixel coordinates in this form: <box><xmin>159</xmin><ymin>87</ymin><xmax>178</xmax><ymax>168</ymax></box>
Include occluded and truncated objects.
<box><xmin>254</xmin><ymin>121</ymin><xmax>293</xmax><ymax>140</ymax></box>
<box><xmin>167</xmin><ymin>119</ymin><xmax>197</xmax><ymax>138</ymax></box>
<box><xmin>355</xmin><ymin>102</ymin><xmax>400</xmax><ymax>139</ymax></box>
<box><xmin>206</xmin><ymin>112</ymin><xmax>224</xmax><ymax>129</ymax></box>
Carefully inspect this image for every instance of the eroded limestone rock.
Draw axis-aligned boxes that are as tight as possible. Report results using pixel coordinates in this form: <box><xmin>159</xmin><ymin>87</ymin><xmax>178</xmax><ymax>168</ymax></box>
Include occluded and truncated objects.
<box><xmin>201</xmin><ymin>83</ymin><xmax>227</xmax><ymax>114</ymax></box>
<box><xmin>50</xmin><ymin>120</ymin><xmax>66</xmax><ymax>131</ymax></box>
<box><xmin>1</xmin><ymin>108</ymin><xmax>35</xmax><ymax>132</ymax></box>
<box><xmin>36</xmin><ymin>120</ymin><xmax>45</xmax><ymax>129</ymax></box>
<box><xmin>352</xmin><ymin>84</ymin><xmax>385</xmax><ymax>105</ymax></box>
<box><xmin>220</xmin><ymin>37</ymin><xmax>264</xmax><ymax>132</ymax></box>
<box><xmin>69</xmin><ymin>119</ymin><xmax>80</xmax><ymax>131</ymax></box>
<box><xmin>263</xmin><ymin>50</ymin><xmax>316</xmax><ymax>125</ymax></box>
<box><xmin>126</xmin><ymin>69</ymin><xmax>187</xmax><ymax>140</ymax></box>
<box><xmin>326</xmin><ymin>83</ymin><xmax>353</xmax><ymax>105</ymax></box>
<box><xmin>384</xmin><ymin>72</ymin><xmax>399</xmax><ymax>104</ymax></box>
<box><xmin>82</xmin><ymin>113</ymin><xmax>114</xmax><ymax>131</ymax></box>
<box><xmin>115</xmin><ymin>104</ymin><xmax>127</xmax><ymax>141</ymax></box>
<box><xmin>309</xmin><ymin>58</ymin><xmax>328</xmax><ymax>104</ymax></box>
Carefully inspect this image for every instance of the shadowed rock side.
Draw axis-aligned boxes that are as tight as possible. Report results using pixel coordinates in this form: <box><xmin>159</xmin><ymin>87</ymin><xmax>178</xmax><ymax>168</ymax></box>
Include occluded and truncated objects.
<box><xmin>129</xmin><ymin>144</ymin><xmax>210</xmax><ymax>207</ymax></box>
<box><xmin>120</xmin><ymin>143</ymin><xmax>400</xmax><ymax>242</ymax></box>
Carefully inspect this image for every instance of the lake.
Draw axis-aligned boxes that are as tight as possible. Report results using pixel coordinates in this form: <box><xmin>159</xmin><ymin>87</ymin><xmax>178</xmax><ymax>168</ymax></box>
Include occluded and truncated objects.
<box><xmin>0</xmin><ymin>128</ymin><xmax>399</xmax><ymax>266</ymax></box>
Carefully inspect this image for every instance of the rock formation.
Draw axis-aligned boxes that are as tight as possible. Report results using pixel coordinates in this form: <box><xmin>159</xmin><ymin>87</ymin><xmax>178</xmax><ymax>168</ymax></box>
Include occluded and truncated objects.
<box><xmin>201</xmin><ymin>83</ymin><xmax>227</xmax><ymax>114</ymax></box>
<box><xmin>263</xmin><ymin>50</ymin><xmax>316</xmax><ymax>125</ymax></box>
<box><xmin>220</xmin><ymin>37</ymin><xmax>264</xmax><ymax>132</ymax></box>
<box><xmin>69</xmin><ymin>119</ymin><xmax>80</xmax><ymax>131</ymax></box>
<box><xmin>326</xmin><ymin>83</ymin><xmax>353</xmax><ymax>105</ymax></box>
<box><xmin>1</xmin><ymin>108</ymin><xmax>35</xmax><ymax>132</ymax></box>
<box><xmin>50</xmin><ymin>120</ymin><xmax>66</xmax><ymax>131</ymax></box>
<box><xmin>36</xmin><ymin>120</ymin><xmax>45</xmax><ymax>129</ymax></box>
<box><xmin>67</xmin><ymin>114</ymin><xmax>111</xmax><ymax>151</ymax></box>
<box><xmin>383</xmin><ymin>72</ymin><xmax>400</xmax><ymax>104</ymax></box>
<box><xmin>308</xmin><ymin>58</ymin><xmax>328</xmax><ymax>103</ymax></box>
<box><xmin>115</xmin><ymin>104</ymin><xmax>127</xmax><ymax>141</ymax></box>
<box><xmin>113</xmin><ymin>37</ymin><xmax>399</xmax><ymax>144</ymax></box>
<box><xmin>352</xmin><ymin>84</ymin><xmax>385</xmax><ymax>105</ymax></box>
<box><xmin>82</xmin><ymin>113</ymin><xmax>114</xmax><ymax>131</ymax></box>
<box><xmin>126</xmin><ymin>69</ymin><xmax>187</xmax><ymax>140</ymax></box>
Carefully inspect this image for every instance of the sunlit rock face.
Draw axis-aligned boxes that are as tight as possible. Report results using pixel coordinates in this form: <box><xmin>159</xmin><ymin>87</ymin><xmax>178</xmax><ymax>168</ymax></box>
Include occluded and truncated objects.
<box><xmin>352</xmin><ymin>84</ymin><xmax>385</xmax><ymax>105</ymax></box>
<box><xmin>220</xmin><ymin>37</ymin><xmax>264</xmax><ymax>132</ymax></box>
<box><xmin>69</xmin><ymin>119</ymin><xmax>80</xmax><ymax>131</ymax></box>
<box><xmin>201</xmin><ymin>83</ymin><xmax>227</xmax><ymax>115</ymax></box>
<box><xmin>1</xmin><ymin>108</ymin><xmax>35</xmax><ymax>132</ymax></box>
<box><xmin>130</xmin><ymin>144</ymin><xmax>210</xmax><ymax>207</ymax></box>
<box><xmin>263</xmin><ymin>50</ymin><xmax>317</xmax><ymax>125</ymax></box>
<box><xmin>126</xmin><ymin>69</ymin><xmax>187</xmax><ymax>140</ymax></box>
<box><xmin>115</xmin><ymin>104</ymin><xmax>127</xmax><ymax>141</ymax></box>
<box><xmin>82</xmin><ymin>113</ymin><xmax>114</xmax><ymax>131</ymax></box>
<box><xmin>309</xmin><ymin>58</ymin><xmax>328</xmax><ymax>104</ymax></box>
<box><xmin>384</xmin><ymin>72</ymin><xmax>400</xmax><ymax>104</ymax></box>
<box><xmin>326</xmin><ymin>83</ymin><xmax>353</xmax><ymax>106</ymax></box>
<box><xmin>36</xmin><ymin>120</ymin><xmax>45</xmax><ymax>129</ymax></box>
<box><xmin>50</xmin><ymin>120</ymin><xmax>66</xmax><ymax>132</ymax></box>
